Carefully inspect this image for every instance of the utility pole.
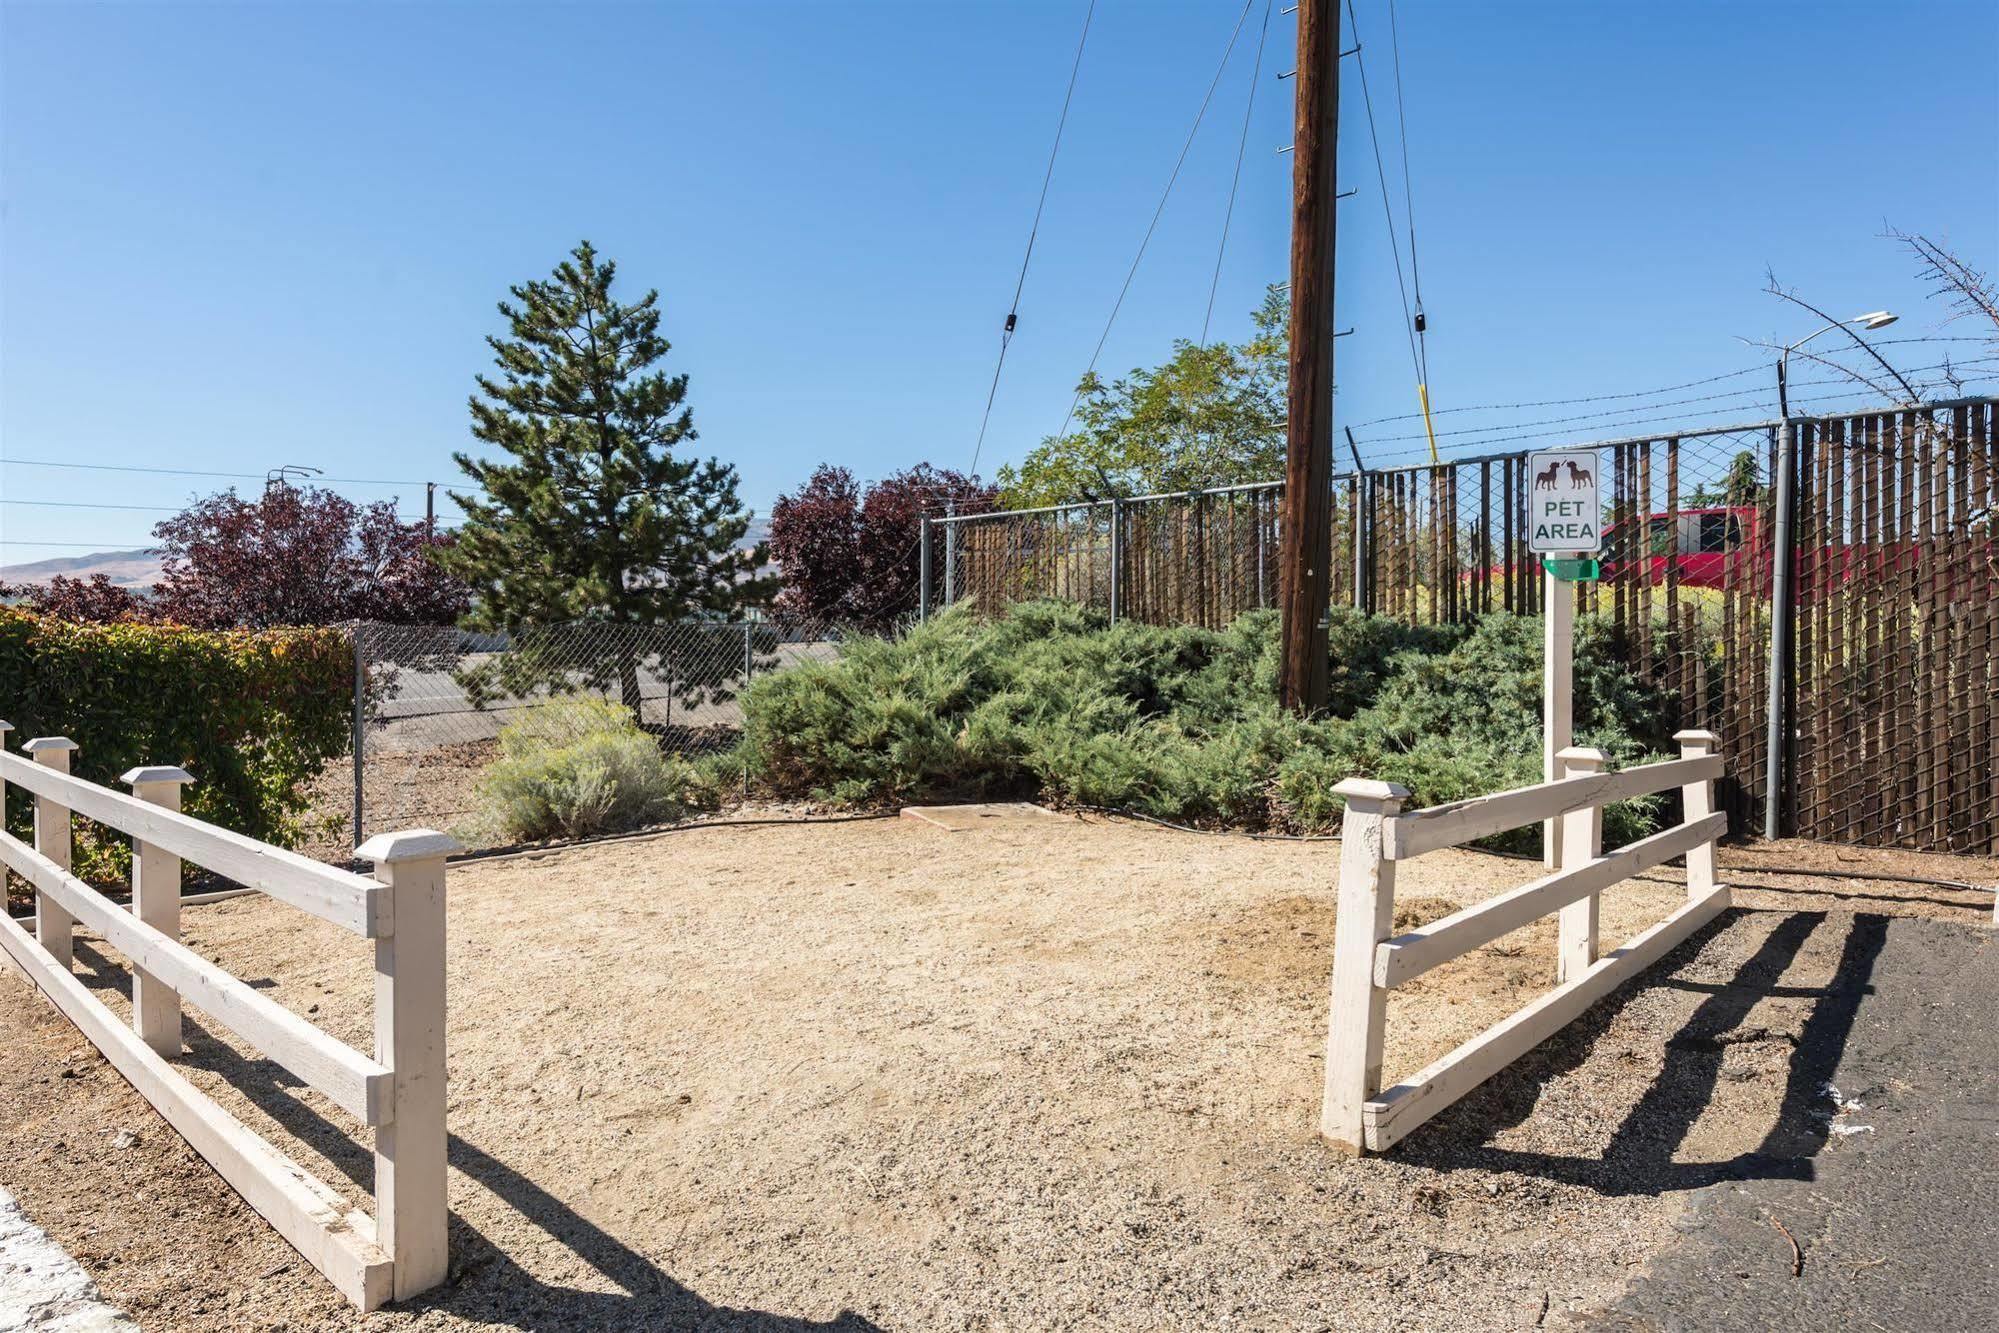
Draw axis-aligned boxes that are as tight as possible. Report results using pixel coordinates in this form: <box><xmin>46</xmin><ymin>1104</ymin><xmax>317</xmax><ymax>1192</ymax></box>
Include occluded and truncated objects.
<box><xmin>1277</xmin><ymin>0</ymin><xmax>1340</xmax><ymax>713</ymax></box>
<box><xmin>424</xmin><ymin>482</ymin><xmax>436</xmax><ymax>539</ymax></box>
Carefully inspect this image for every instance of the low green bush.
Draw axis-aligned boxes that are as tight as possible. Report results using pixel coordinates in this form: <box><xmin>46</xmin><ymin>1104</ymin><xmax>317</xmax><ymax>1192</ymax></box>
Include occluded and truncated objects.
<box><xmin>736</xmin><ymin>602</ymin><xmax>1675</xmax><ymax>852</ymax></box>
<box><xmin>473</xmin><ymin>698</ymin><xmax>715</xmax><ymax>842</ymax></box>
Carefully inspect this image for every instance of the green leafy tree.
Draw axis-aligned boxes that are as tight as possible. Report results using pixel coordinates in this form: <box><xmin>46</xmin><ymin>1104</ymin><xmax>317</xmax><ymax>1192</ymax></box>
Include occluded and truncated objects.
<box><xmin>438</xmin><ymin>242</ymin><xmax>773</xmax><ymax>718</ymax></box>
<box><xmin>996</xmin><ymin>286</ymin><xmax>1289</xmax><ymax>507</ymax></box>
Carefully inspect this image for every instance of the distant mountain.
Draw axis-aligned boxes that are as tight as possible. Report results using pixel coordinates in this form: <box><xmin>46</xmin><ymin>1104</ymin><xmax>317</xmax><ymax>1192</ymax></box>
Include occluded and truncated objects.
<box><xmin>0</xmin><ymin>549</ymin><xmax>164</xmax><ymax>589</ymax></box>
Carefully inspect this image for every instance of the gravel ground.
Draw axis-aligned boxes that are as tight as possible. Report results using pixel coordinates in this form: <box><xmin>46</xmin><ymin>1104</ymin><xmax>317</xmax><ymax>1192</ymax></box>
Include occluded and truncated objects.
<box><xmin>0</xmin><ymin>813</ymin><xmax>1991</xmax><ymax>1331</ymax></box>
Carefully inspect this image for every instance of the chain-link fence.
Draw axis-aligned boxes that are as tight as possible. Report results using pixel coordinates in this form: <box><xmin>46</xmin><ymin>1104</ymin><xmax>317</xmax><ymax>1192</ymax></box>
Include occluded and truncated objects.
<box><xmin>328</xmin><ymin>617</ymin><xmax>853</xmax><ymax>851</ymax></box>
<box><xmin>930</xmin><ymin>400</ymin><xmax>1998</xmax><ymax>853</ymax></box>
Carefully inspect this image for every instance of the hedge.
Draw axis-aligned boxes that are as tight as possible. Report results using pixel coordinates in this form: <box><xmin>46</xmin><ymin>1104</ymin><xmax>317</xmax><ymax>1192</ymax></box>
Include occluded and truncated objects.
<box><xmin>0</xmin><ymin>609</ymin><xmax>351</xmax><ymax>851</ymax></box>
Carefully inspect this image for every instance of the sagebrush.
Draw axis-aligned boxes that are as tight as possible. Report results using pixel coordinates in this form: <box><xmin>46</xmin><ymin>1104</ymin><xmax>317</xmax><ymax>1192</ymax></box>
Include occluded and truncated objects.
<box><xmin>736</xmin><ymin>602</ymin><xmax>1675</xmax><ymax>851</ymax></box>
<box><xmin>474</xmin><ymin>698</ymin><xmax>717</xmax><ymax>842</ymax></box>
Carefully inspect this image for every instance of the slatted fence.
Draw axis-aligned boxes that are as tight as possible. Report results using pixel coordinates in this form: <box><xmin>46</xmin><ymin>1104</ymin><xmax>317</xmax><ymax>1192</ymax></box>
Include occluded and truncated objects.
<box><xmin>1320</xmin><ymin>731</ymin><xmax>1729</xmax><ymax>1153</ymax></box>
<box><xmin>935</xmin><ymin>399</ymin><xmax>1998</xmax><ymax>854</ymax></box>
<box><xmin>0</xmin><ymin>722</ymin><xmax>455</xmax><ymax>1310</ymax></box>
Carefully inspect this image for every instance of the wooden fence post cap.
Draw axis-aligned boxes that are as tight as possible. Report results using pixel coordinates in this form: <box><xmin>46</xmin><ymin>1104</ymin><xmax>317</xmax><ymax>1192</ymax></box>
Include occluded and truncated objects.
<box><xmin>22</xmin><ymin>736</ymin><xmax>79</xmax><ymax>754</ymax></box>
<box><xmin>1333</xmin><ymin>777</ymin><xmax>1412</xmax><ymax>805</ymax></box>
<box><xmin>0</xmin><ymin>719</ymin><xmax>13</xmax><ymax>734</ymax></box>
<box><xmin>1672</xmin><ymin>729</ymin><xmax>1720</xmax><ymax>747</ymax></box>
<box><xmin>120</xmin><ymin>766</ymin><xmax>195</xmax><ymax>787</ymax></box>
<box><xmin>356</xmin><ymin>830</ymin><xmax>462</xmax><ymax>866</ymax></box>
<box><xmin>1556</xmin><ymin>745</ymin><xmax>1610</xmax><ymax>767</ymax></box>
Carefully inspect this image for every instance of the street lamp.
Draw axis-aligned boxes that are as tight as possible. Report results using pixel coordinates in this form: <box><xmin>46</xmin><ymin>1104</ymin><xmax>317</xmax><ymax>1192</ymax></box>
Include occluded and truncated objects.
<box><xmin>1760</xmin><ymin>305</ymin><xmax>1902</xmax><ymax>844</ymax></box>
<box><xmin>1775</xmin><ymin>307</ymin><xmax>1906</xmax><ymax>417</ymax></box>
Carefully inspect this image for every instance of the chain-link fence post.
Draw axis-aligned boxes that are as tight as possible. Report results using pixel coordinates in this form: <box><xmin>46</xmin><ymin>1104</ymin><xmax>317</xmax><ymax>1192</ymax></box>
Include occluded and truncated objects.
<box><xmin>943</xmin><ymin>499</ymin><xmax>958</xmax><ymax>606</ymax></box>
<box><xmin>351</xmin><ymin>621</ymin><xmax>367</xmax><ymax>851</ymax></box>
<box><xmin>1359</xmin><ymin>471</ymin><xmax>1375</xmax><ymax>611</ymax></box>
<box><xmin>1109</xmin><ymin>497</ymin><xmax>1124</xmax><ymax>623</ymax></box>
<box><xmin>919</xmin><ymin>514</ymin><xmax>932</xmax><ymax>623</ymax></box>
<box><xmin>1763</xmin><ymin>417</ymin><xmax>1799</xmax><ymax>840</ymax></box>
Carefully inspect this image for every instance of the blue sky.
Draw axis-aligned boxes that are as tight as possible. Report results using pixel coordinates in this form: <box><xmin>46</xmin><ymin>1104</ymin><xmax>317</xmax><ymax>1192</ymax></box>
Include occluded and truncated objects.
<box><xmin>3</xmin><ymin>0</ymin><xmax>1995</xmax><ymax>560</ymax></box>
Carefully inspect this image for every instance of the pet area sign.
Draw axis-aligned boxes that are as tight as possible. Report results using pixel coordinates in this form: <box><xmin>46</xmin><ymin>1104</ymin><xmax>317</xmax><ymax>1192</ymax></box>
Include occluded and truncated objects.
<box><xmin>1526</xmin><ymin>449</ymin><xmax>1603</xmax><ymax>554</ymax></box>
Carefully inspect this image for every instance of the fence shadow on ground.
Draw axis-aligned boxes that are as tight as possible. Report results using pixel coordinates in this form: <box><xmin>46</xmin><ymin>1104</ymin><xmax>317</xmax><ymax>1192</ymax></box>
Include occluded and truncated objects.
<box><xmin>1389</xmin><ymin>907</ymin><xmax>1889</xmax><ymax>1195</ymax></box>
<box><xmin>64</xmin><ymin>941</ymin><xmax>881</xmax><ymax>1332</ymax></box>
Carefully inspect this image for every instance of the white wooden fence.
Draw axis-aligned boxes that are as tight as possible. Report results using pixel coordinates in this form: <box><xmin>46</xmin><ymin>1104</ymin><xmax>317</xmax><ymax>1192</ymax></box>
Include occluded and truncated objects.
<box><xmin>0</xmin><ymin>722</ymin><xmax>458</xmax><ymax>1310</ymax></box>
<box><xmin>1321</xmin><ymin>729</ymin><xmax>1730</xmax><ymax>1154</ymax></box>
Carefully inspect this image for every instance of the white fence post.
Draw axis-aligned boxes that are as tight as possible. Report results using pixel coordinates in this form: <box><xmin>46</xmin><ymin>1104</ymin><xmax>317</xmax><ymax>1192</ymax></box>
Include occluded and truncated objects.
<box><xmin>1321</xmin><ymin>777</ymin><xmax>1409</xmax><ymax>1153</ymax></box>
<box><xmin>1555</xmin><ymin>746</ymin><xmax>1607</xmax><ymax>983</ymax></box>
<box><xmin>122</xmin><ymin>766</ymin><xmax>196</xmax><ymax>1056</ymax></box>
<box><xmin>1675</xmin><ymin>730</ymin><xmax>1720</xmax><ymax>902</ymax></box>
<box><xmin>24</xmin><ymin>737</ymin><xmax>79</xmax><ymax>970</ymax></box>
<box><xmin>357</xmin><ymin>829</ymin><xmax>459</xmax><ymax>1300</ymax></box>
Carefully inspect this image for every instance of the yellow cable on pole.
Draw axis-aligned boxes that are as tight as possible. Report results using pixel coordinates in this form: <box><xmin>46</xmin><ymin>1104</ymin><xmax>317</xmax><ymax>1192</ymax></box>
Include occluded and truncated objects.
<box><xmin>1417</xmin><ymin>382</ymin><xmax>1440</xmax><ymax>464</ymax></box>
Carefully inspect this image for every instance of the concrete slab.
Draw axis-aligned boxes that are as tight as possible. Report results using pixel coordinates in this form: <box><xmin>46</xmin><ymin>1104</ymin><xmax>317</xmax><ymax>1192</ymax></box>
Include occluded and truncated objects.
<box><xmin>0</xmin><ymin>1185</ymin><xmax>137</xmax><ymax>1331</ymax></box>
<box><xmin>898</xmin><ymin>803</ymin><xmax>1072</xmax><ymax>832</ymax></box>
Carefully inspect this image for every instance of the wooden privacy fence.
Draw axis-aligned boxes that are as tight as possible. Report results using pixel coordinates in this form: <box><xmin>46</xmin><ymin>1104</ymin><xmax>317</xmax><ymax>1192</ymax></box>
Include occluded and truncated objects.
<box><xmin>1321</xmin><ymin>730</ymin><xmax>1729</xmax><ymax>1154</ymax></box>
<box><xmin>0</xmin><ymin>721</ymin><xmax>457</xmax><ymax>1311</ymax></box>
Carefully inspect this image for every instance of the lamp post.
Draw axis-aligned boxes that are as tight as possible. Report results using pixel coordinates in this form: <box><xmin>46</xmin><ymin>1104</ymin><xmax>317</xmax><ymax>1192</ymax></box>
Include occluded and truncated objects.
<box><xmin>1761</xmin><ymin>308</ymin><xmax>1897</xmax><ymax>840</ymax></box>
<box><xmin>1776</xmin><ymin>309</ymin><xmax>1900</xmax><ymax>417</ymax></box>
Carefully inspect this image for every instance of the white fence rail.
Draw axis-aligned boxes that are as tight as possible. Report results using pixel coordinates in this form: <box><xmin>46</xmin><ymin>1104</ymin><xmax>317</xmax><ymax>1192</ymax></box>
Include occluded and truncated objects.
<box><xmin>1321</xmin><ymin>730</ymin><xmax>1730</xmax><ymax>1154</ymax></box>
<box><xmin>0</xmin><ymin>722</ymin><xmax>457</xmax><ymax>1310</ymax></box>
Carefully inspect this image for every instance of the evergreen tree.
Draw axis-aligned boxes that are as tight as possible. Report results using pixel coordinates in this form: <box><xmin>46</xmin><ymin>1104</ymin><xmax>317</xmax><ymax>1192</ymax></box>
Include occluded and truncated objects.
<box><xmin>440</xmin><ymin>242</ymin><xmax>772</xmax><ymax>716</ymax></box>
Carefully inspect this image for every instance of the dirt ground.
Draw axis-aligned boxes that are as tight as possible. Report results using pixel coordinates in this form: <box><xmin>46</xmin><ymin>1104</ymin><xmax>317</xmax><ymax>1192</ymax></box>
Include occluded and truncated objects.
<box><xmin>0</xmin><ymin>813</ymin><xmax>1991</xmax><ymax>1331</ymax></box>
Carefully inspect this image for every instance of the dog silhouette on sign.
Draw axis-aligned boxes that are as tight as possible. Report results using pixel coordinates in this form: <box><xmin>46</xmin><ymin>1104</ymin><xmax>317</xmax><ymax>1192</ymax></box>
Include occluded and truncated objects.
<box><xmin>1564</xmin><ymin>459</ymin><xmax>1593</xmax><ymax>488</ymax></box>
<box><xmin>1534</xmin><ymin>461</ymin><xmax>1561</xmax><ymax>491</ymax></box>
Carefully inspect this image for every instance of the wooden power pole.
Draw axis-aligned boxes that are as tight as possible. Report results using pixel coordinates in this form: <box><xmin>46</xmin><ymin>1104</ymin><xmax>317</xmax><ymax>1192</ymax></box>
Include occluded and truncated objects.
<box><xmin>1277</xmin><ymin>0</ymin><xmax>1340</xmax><ymax>713</ymax></box>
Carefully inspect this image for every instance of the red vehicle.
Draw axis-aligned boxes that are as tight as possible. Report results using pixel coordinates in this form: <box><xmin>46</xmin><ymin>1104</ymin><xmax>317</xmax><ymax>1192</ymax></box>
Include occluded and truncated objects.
<box><xmin>1602</xmin><ymin>505</ymin><xmax>1761</xmax><ymax>590</ymax></box>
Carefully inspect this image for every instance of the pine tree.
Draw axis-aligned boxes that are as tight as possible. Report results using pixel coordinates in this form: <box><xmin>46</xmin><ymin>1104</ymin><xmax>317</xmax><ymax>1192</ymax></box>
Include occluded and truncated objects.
<box><xmin>440</xmin><ymin>241</ymin><xmax>772</xmax><ymax>716</ymax></box>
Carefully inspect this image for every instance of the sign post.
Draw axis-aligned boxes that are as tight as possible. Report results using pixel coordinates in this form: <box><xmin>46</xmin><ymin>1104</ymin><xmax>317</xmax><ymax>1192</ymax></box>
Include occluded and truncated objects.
<box><xmin>1526</xmin><ymin>449</ymin><xmax>1604</xmax><ymax>868</ymax></box>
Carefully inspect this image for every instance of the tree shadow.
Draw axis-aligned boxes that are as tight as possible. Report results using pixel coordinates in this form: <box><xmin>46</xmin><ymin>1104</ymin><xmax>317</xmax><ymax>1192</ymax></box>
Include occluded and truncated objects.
<box><xmin>64</xmin><ymin>939</ymin><xmax>879</xmax><ymax>1331</ymax></box>
<box><xmin>1390</xmin><ymin>908</ymin><xmax>1889</xmax><ymax>1195</ymax></box>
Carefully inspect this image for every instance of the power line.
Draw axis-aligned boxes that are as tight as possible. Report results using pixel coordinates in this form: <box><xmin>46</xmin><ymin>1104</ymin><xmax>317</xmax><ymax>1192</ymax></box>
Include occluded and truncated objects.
<box><xmin>0</xmin><ymin>540</ymin><xmax>161</xmax><ymax>550</ymax></box>
<box><xmin>1344</xmin><ymin>0</ymin><xmax>1419</xmax><ymax>384</ymax></box>
<box><xmin>1202</xmin><ymin>0</ymin><xmax>1273</xmax><ymax>346</ymax></box>
<box><xmin>0</xmin><ymin>499</ymin><xmax>181</xmax><ymax>512</ymax></box>
<box><xmin>1384</xmin><ymin>0</ymin><xmax>1426</xmax><ymax>383</ymax></box>
<box><xmin>969</xmin><ymin>0</ymin><xmax>1098</xmax><ymax>477</ymax></box>
<box><xmin>0</xmin><ymin>457</ymin><xmax>466</xmax><ymax>490</ymax></box>
<box><xmin>1051</xmin><ymin>0</ymin><xmax>1258</xmax><ymax>447</ymax></box>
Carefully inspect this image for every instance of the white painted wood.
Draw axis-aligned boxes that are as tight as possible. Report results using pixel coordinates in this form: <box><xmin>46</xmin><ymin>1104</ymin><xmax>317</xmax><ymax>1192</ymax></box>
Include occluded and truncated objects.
<box><xmin>0</xmin><ymin>751</ymin><xmax>387</xmax><ymax>937</ymax></box>
<box><xmin>1319</xmin><ymin>779</ymin><xmax>1409</xmax><ymax>1154</ymax></box>
<box><xmin>361</xmin><ymin>830</ymin><xmax>457</xmax><ymax>1301</ymax></box>
<box><xmin>0</xmin><ymin>910</ymin><xmax>393</xmax><ymax>1310</ymax></box>
<box><xmin>1363</xmin><ymin>885</ymin><xmax>1732</xmax><ymax>1152</ymax></box>
<box><xmin>1383</xmin><ymin>754</ymin><xmax>1723</xmax><ymax>861</ymax></box>
<box><xmin>1675</xmin><ymin>730</ymin><xmax>1721</xmax><ymax>902</ymax></box>
<box><xmin>1372</xmin><ymin>812</ymin><xmax>1728</xmax><ymax>989</ymax></box>
<box><xmin>0</xmin><ymin>830</ymin><xmax>391</xmax><ymax>1124</ymax></box>
<box><xmin>1556</xmin><ymin>747</ymin><xmax>1606</xmax><ymax>984</ymax></box>
<box><xmin>1542</xmin><ymin>571</ymin><xmax>1573</xmax><ymax>869</ymax></box>
<box><xmin>123</xmin><ymin>768</ymin><xmax>194</xmax><ymax>1057</ymax></box>
<box><xmin>25</xmin><ymin>738</ymin><xmax>78</xmax><ymax>970</ymax></box>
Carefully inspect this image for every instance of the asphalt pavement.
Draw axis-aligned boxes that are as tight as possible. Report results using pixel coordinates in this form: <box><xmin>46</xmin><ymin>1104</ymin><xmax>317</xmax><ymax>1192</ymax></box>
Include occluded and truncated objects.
<box><xmin>1588</xmin><ymin>914</ymin><xmax>1998</xmax><ymax>1333</ymax></box>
